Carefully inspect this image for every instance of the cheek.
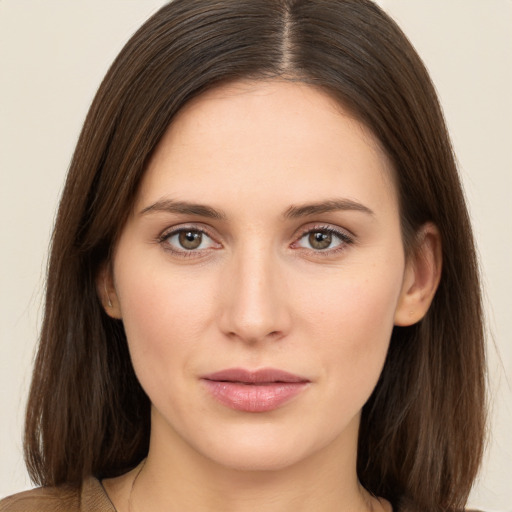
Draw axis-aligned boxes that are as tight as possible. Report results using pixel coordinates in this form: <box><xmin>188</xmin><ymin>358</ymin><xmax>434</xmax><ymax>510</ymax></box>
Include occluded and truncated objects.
<box><xmin>118</xmin><ymin>250</ymin><xmax>216</xmax><ymax>325</ymax></box>
<box><xmin>296</xmin><ymin>259</ymin><xmax>404</xmax><ymax>382</ymax></box>
<box><xmin>113</xmin><ymin>255</ymin><xmax>218</xmax><ymax>386</ymax></box>
<box><xmin>302</xmin><ymin>266</ymin><xmax>401</xmax><ymax>329</ymax></box>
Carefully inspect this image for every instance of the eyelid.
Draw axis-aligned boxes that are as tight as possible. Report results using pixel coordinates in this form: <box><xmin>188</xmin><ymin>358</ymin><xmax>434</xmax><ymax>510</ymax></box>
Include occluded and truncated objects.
<box><xmin>156</xmin><ymin>222</ymin><xmax>354</xmax><ymax>258</ymax></box>
<box><xmin>158</xmin><ymin>223</ymin><xmax>222</xmax><ymax>255</ymax></box>
<box><xmin>291</xmin><ymin>223</ymin><xmax>355</xmax><ymax>253</ymax></box>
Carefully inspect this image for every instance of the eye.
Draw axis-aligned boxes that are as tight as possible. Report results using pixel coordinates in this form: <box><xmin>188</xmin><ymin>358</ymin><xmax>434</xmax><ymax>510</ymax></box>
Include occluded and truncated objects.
<box><xmin>161</xmin><ymin>228</ymin><xmax>219</xmax><ymax>253</ymax></box>
<box><xmin>294</xmin><ymin>227</ymin><xmax>352</xmax><ymax>252</ymax></box>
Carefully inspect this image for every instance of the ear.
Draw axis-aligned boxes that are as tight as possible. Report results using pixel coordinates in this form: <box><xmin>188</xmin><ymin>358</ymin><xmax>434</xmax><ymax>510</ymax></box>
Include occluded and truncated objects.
<box><xmin>394</xmin><ymin>222</ymin><xmax>442</xmax><ymax>326</ymax></box>
<box><xmin>96</xmin><ymin>263</ymin><xmax>122</xmax><ymax>319</ymax></box>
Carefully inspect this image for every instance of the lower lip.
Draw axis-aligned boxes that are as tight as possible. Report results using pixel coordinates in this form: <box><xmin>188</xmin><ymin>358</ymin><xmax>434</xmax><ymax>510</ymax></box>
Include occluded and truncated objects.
<box><xmin>201</xmin><ymin>380</ymin><xmax>309</xmax><ymax>412</ymax></box>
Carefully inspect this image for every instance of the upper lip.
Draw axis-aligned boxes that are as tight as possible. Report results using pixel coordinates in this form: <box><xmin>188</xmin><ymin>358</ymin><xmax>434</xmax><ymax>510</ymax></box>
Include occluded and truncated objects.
<box><xmin>202</xmin><ymin>368</ymin><xmax>309</xmax><ymax>384</ymax></box>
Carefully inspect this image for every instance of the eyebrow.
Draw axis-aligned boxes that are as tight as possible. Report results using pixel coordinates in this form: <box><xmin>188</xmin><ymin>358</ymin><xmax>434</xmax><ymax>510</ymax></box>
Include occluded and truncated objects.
<box><xmin>283</xmin><ymin>198</ymin><xmax>374</xmax><ymax>218</ymax></box>
<box><xmin>140</xmin><ymin>197</ymin><xmax>374</xmax><ymax>220</ymax></box>
<box><xmin>140</xmin><ymin>199</ymin><xmax>227</xmax><ymax>220</ymax></box>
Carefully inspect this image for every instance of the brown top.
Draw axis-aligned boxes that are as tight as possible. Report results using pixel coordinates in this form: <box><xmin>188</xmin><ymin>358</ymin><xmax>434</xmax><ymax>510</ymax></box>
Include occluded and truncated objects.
<box><xmin>0</xmin><ymin>481</ymin><xmax>488</xmax><ymax>512</ymax></box>
<box><xmin>0</xmin><ymin>477</ymin><xmax>115</xmax><ymax>512</ymax></box>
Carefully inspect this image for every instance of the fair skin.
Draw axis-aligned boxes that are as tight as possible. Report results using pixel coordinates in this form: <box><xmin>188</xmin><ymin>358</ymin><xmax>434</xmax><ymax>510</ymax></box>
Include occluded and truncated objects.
<box><xmin>100</xmin><ymin>80</ymin><xmax>441</xmax><ymax>512</ymax></box>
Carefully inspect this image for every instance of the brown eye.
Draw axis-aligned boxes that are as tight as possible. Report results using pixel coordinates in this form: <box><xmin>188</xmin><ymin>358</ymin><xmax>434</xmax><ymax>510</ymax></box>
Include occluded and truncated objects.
<box><xmin>294</xmin><ymin>227</ymin><xmax>352</xmax><ymax>253</ymax></box>
<box><xmin>178</xmin><ymin>230</ymin><xmax>203</xmax><ymax>249</ymax></box>
<box><xmin>308</xmin><ymin>231</ymin><xmax>332</xmax><ymax>250</ymax></box>
<box><xmin>162</xmin><ymin>228</ymin><xmax>219</xmax><ymax>254</ymax></box>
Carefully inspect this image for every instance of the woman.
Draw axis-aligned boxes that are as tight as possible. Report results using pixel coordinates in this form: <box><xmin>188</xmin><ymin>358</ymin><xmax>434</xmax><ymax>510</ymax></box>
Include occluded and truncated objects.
<box><xmin>0</xmin><ymin>1</ymin><xmax>485</xmax><ymax>511</ymax></box>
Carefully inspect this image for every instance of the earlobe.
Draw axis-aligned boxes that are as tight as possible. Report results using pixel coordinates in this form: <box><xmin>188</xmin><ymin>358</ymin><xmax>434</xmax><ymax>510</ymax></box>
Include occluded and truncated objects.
<box><xmin>394</xmin><ymin>223</ymin><xmax>442</xmax><ymax>326</ymax></box>
<box><xmin>96</xmin><ymin>264</ymin><xmax>122</xmax><ymax>319</ymax></box>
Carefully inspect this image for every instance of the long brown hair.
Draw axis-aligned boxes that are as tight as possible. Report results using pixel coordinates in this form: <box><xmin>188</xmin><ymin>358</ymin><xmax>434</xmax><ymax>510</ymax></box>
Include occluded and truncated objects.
<box><xmin>24</xmin><ymin>1</ymin><xmax>485</xmax><ymax>510</ymax></box>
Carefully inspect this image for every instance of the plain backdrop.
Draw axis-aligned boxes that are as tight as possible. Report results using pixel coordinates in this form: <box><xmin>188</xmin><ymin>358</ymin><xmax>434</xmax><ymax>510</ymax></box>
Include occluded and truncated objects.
<box><xmin>1</xmin><ymin>1</ymin><xmax>511</xmax><ymax>510</ymax></box>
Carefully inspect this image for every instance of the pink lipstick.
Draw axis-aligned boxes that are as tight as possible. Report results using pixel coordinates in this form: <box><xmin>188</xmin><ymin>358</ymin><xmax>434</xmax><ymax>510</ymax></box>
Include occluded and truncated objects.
<box><xmin>201</xmin><ymin>368</ymin><xmax>310</xmax><ymax>412</ymax></box>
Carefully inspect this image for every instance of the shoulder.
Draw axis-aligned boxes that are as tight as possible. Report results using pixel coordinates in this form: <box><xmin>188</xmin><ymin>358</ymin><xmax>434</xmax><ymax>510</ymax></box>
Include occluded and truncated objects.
<box><xmin>0</xmin><ymin>477</ymin><xmax>115</xmax><ymax>512</ymax></box>
<box><xmin>0</xmin><ymin>484</ymin><xmax>80</xmax><ymax>512</ymax></box>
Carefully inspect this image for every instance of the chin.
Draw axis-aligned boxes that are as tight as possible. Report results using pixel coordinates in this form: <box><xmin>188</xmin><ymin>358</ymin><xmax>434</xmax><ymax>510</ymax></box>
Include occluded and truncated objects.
<box><xmin>204</xmin><ymin>443</ymin><xmax>310</xmax><ymax>473</ymax></box>
<box><xmin>188</xmin><ymin>420</ymin><xmax>350</xmax><ymax>475</ymax></box>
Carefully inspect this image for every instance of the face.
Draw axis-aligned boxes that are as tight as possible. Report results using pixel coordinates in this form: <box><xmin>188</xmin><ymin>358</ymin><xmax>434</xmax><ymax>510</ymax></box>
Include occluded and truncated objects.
<box><xmin>108</xmin><ymin>80</ymin><xmax>412</xmax><ymax>473</ymax></box>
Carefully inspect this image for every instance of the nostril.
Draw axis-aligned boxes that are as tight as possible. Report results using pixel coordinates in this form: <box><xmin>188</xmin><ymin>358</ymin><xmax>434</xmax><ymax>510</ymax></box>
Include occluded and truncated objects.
<box><xmin>225</xmin><ymin>329</ymin><xmax>283</xmax><ymax>344</ymax></box>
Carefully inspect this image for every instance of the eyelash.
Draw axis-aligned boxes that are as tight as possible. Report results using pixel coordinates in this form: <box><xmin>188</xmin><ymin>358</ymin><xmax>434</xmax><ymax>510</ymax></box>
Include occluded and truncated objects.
<box><xmin>158</xmin><ymin>225</ymin><xmax>220</xmax><ymax>258</ymax></box>
<box><xmin>157</xmin><ymin>224</ymin><xmax>354</xmax><ymax>258</ymax></box>
<box><xmin>292</xmin><ymin>224</ymin><xmax>354</xmax><ymax>256</ymax></box>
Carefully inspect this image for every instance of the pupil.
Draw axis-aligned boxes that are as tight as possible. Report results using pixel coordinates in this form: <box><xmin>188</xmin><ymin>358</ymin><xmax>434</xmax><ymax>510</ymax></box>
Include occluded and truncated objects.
<box><xmin>309</xmin><ymin>231</ymin><xmax>332</xmax><ymax>250</ymax></box>
<box><xmin>179</xmin><ymin>231</ymin><xmax>202</xmax><ymax>249</ymax></box>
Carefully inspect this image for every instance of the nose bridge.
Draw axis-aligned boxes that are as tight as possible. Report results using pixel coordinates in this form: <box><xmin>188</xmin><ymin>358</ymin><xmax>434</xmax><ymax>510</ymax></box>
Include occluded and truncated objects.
<box><xmin>220</xmin><ymin>239</ymin><xmax>289</xmax><ymax>343</ymax></box>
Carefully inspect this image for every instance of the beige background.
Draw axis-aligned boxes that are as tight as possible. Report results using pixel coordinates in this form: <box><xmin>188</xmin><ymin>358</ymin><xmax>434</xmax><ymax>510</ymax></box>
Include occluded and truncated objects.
<box><xmin>1</xmin><ymin>1</ymin><xmax>510</xmax><ymax>509</ymax></box>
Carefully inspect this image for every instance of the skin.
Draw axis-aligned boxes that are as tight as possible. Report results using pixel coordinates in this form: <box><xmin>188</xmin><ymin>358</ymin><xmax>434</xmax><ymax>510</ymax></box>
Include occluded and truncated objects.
<box><xmin>101</xmin><ymin>80</ymin><xmax>441</xmax><ymax>512</ymax></box>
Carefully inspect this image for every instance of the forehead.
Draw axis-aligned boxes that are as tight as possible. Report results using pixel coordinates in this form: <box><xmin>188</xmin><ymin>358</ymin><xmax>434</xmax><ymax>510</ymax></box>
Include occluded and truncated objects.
<box><xmin>137</xmin><ymin>80</ymin><xmax>397</xmax><ymax>216</ymax></box>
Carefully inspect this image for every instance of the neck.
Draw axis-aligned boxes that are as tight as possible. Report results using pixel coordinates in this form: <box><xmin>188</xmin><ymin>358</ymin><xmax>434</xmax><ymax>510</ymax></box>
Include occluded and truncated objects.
<box><xmin>118</xmin><ymin>413</ymin><xmax>387</xmax><ymax>512</ymax></box>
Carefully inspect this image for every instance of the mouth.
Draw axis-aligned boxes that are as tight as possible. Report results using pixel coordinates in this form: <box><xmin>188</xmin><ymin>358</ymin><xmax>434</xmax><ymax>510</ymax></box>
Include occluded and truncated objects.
<box><xmin>201</xmin><ymin>368</ymin><xmax>310</xmax><ymax>413</ymax></box>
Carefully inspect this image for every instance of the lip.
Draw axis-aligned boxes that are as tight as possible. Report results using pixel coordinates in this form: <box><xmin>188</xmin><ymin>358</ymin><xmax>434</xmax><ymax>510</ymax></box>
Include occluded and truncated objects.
<box><xmin>201</xmin><ymin>368</ymin><xmax>310</xmax><ymax>413</ymax></box>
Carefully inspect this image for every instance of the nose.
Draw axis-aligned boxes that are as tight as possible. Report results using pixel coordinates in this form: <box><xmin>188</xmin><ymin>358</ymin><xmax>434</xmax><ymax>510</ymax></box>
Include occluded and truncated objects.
<box><xmin>218</xmin><ymin>245</ymin><xmax>292</xmax><ymax>344</ymax></box>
